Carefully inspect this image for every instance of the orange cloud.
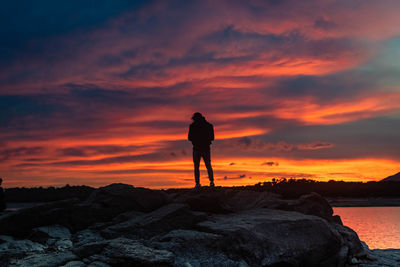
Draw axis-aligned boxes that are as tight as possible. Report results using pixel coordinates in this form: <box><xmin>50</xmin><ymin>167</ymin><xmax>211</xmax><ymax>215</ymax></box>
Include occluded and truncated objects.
<box><xmin>273</xmin><ymin>93</ymin><xmax>400</xmax><ymax>125</ymax></box>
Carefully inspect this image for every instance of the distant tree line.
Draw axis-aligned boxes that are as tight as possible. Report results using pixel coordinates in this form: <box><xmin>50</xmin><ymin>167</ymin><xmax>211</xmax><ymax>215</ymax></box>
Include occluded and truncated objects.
<box><xmin>236</xmin><ymin>178</ymin><xmax>400</xmax><ymax>198</ymax></box>
<box><xmin>5</xmin><ymin>184</ymin><xmax>95</xmax><ymax>202</ymax></box>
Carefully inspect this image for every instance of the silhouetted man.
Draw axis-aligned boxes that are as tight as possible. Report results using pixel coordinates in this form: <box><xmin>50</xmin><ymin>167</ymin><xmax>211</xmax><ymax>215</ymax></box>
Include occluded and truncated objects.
<box><xmin>0</xmin><ymin>178</ymin><xmax>5</xmax><ymax>212</ymax></box>
<box><xmin>188</xmin><ymin>112</ymin><xmax>214</xmax><ymax>189</ymax></box>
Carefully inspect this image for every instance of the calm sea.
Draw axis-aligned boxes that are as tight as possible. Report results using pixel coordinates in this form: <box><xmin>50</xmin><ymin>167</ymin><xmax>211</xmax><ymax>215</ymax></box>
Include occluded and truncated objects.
<box><xmin>333</xmin><ymin>207</ymin><xmax>400</xmax><ymax>249</ymax></box>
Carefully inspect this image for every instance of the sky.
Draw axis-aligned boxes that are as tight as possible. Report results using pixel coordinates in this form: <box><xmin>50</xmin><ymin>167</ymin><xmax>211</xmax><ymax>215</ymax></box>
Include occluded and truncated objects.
<box><xmin>1</xmin><ymin>0</ymin><xmax>400</xmax><ymax>188</ymax></box>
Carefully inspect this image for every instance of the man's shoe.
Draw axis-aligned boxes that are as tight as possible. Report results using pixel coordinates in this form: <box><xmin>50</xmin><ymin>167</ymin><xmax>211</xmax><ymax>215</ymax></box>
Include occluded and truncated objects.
<box><xmin>194</xmin><ymin>184</ymin><xmax>201</xmax><ymax>190</ymax></box>
<box><xmin>210</xmin><ymin>181</ymin><xmax>215</xmax><ymax>188</ymax></box>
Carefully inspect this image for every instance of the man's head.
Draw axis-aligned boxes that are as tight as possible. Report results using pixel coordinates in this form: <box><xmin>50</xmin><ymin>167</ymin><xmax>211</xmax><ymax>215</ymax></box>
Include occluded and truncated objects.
<box><xmin>192</xmin><ymin>112</ymin><xmax>204</xmax><ymax>121</ymax></box>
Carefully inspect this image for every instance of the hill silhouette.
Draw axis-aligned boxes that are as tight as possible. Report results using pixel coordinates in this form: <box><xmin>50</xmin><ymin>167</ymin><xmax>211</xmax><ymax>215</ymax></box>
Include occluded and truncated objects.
<box><xmin>381</xmin><ymin>172</ymin><xmax>400</xmax><ymax>182</ymax></box>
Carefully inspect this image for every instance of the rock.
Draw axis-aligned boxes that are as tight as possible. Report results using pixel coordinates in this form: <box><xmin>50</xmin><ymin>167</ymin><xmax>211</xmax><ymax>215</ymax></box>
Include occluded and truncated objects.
<box><xmin>336</xmin><ymin>246</ymin><xmax>349</xmax><ymax>267</ymax></box>
<box><xmin>157</xmin><ymin>229</ymin><xmax>221</xmax><ymax>243</ymax></box>
<box><xmin>281</xmin><ymin>192</ymin><xmax>334</xmax><ymax>221</ymax></box>
<box><xmin>102</xmin><ymin>237</ymin><xmax>174</xmax><ymax>266</ymax></box>
<box><xmin>0</xmin><ymin>235</ymin><xmax>46</xmax><ymax>254</ymax></box>
<box><xmin>102</xmin><ymin>203</ymin><xmax>207</xmax><ymax>238</ymax></box>
<box><xmin>331</xmin><ymin>215</ymin><xmax>343</xmax><ymax>225</ymax></box>
<box><xmin>72</xmin><ymin>229</ymin><xmax>104</xmax><ymax>247</ymax></box>
<box><xmin>151</xmin><ymin>229</ymin><xmax>242</xmax><ymax>266</ymax></box>
<box><xmin>171</xmin><ymin>188</ymin><xmax>232</xmax><ymax>213</ymax></box>
<box><xmin>29</xmin><ymin>225</ymin><xmax>72</xmax><ymax>245</ymax></box>
<box><xmin>0</xmin><ymin>238</ymin><xmax>46</xmax><ymax>266</ymax></box>
<box><xmin>221</xmin><ymin>190</ymin><xmax>283</xmax><ymax>211</ymax></box>
<box><xmin>87</xmin><ymin>261</ymin><xmax>111</xmax><ymax>267</ymax></box>
<box><xmin>73</xmin><ymin>241</ymin><xmax>108</xmax><ymax>258</ymax></box>
<box><xmin>0</xmin><ymin>198</ymin><xmax>79</xmax><ymax>237</ymax></box>
<box><xmin>0</xmin><ymin>184</ymin><xmax>168</xmax><ymax>237</ymax></box>
<box><xmin>74</xmin><ymin>237</ymin><xmax>174</xmax><ymax>266</ymax></box>
<box><xmin>54</xmin><ymin>238</ymin><xmax>74</xmax><ymax>251</ymax></box>
<box><xmin>60</xmin><ymin>261</ymin><xmax>86</xmax><ymax>267</ymax></box>
<box><xmin>34</xmin><ymin>225</ymin><xmax>72</xmax><ymax>239</ymax></box>
<box><xmin>333</xmin><ymin>224</ymin><xmax>365</xmax><ymax>257</ymax></box>
<box><xmin>9</xmin><ymin>251</ymin><xmax>78</xmax><ymax>267</ymax></box>
<box><xmin>81</xmin><ymin>183</ymin><xmax>168</xmax><ymax>213</ymax></box>
<box><xmin>197</xmin><ymin>208</ymin><xmax>343</xmax><ymax>266</ymax></box>
<box><xmin>86</xmin><ymin>254</ymin><xmax>112</xmax><ymax>264</ymax></box>
<box><xmin>360</xmin><ymin>249</ymin><xmax>400</xmax><ymax>267</ymax></box>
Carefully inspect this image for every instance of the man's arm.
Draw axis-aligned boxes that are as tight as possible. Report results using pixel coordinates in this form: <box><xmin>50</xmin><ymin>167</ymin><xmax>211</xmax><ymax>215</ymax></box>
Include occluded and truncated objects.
<box><xmin>210</xmin><ymin>124</ymin><xmax>214</xmax><ymax>141</ymax></box>
<box><xmin>188</xmin><ymin>125</ymin><xmax>193</xmax><ymax>141</ymax></box>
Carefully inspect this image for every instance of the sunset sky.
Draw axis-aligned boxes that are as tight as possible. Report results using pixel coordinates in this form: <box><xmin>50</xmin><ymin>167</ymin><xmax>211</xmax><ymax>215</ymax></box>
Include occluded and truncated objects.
<box><xmin>1</xmin><ymin>0</ymin><xmax>400</xmax><ymax>188</ymax></box>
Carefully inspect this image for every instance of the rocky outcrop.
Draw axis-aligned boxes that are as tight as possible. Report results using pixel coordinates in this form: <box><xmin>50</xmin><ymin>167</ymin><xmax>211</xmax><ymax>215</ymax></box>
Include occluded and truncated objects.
<box><xmin>0</xmin><ymin>184</ymin><xmax>380</xmax><ymax>266</ymax></box>
<box><xmin>197</xmin><ymin>209</ymin><xmax>343</xmax><ymax>266</ymax></box>
<box><xmin>360</xmin><ymin>249</ymin><xmax>400</xmax><ymax>267</ymax></box>
<box><xmin>0</xmin><ymin>198</ymin><xmax>80</xmax><ymax>237</ymax></box>
<box><xmin>0</xmin><ymin>184</ymin><xmax>168</xmax><ymax>236</ymax></box>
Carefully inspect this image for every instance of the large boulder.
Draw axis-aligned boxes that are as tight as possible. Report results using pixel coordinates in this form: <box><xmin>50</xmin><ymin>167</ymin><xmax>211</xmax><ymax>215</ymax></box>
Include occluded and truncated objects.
<box><xmin>0</xmin><ymin>198</ymin><xmax>79</xmax><ymax>237</ymax></box>
<box><xmin>81</xmin><ymin>183</ymin><xmax>168</xmax><ymax>213</ymax></box>
<box><xmin>275</xmin><ymin>192</ymin><xmax>335</xmax><ymax>222</ymax></box>
<box><xmin>196</xmin><ymin>208</ymin><xmax>345</xmax><ymax>267</ymax></box>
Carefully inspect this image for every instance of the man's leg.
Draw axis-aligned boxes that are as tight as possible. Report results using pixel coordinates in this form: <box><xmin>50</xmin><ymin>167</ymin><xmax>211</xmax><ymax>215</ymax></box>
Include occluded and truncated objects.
<box><xmin>202</xmin><ymin>148</ymin><xmax>214</xmax><ymax>184</ymax></box>
<box><xmin>193</xmin><ymin>149</ymin><xmax>201</xmax><ymax>186</ymax></box>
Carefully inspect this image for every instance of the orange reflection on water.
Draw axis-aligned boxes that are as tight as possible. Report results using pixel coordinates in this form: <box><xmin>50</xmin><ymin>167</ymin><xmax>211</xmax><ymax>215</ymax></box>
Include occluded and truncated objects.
<box><xmin>333</xmin><ymin>207</ymin><xmax>400</xmax><ymax>249</ymax></box>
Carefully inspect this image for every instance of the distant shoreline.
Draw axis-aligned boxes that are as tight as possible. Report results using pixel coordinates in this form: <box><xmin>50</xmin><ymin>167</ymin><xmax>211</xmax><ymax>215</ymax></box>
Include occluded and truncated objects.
<box><xmin>328</xmin><ymin>197</ymin><xmax>400</xmax><ymax>207</ymax></box>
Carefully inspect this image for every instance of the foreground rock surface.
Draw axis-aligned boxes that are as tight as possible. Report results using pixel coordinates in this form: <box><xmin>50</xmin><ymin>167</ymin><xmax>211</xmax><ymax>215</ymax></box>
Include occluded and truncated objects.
<box><xmin>359</xmin><ymin>249</ymin><xmax>400</xmax><ymax>267</ymax></box>
<box><xmin>0</xmin><ymin>184</ymin><xmax>385</xmax><ymax>266</ymax></box>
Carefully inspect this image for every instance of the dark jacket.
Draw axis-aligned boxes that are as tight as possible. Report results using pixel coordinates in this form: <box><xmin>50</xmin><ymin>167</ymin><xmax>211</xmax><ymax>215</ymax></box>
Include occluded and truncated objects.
<box><xmin>188</xmin><ymin>119</ymin><xmax>214</xmax><ymax>150</ymax></box>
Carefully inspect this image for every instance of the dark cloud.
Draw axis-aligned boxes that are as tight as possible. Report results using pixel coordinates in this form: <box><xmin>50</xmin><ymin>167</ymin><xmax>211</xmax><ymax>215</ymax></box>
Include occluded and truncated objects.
<box><xmin>222</xmin><ymin>174</ymin><xmax>246</xmax><ymax>180</ymax></box>
<box><xmin>237</xmin><ymin>137</ymin><xmax>252</xmax><ymax>147</ymax></box>
<box><xmin>0</xmin><ymin>1</ymin><xmax>150</xmax><ymax>65</ymax></box>
<box><xmin>0</xmin><ymin>146</ymin><xmax>44</xmax><ymax>162</ymax></box>
<box><xmin>314</xmin><ymin>17</ymin><xmax>337</xmax><ymax>30</ymax></box>
<box><xmin>261</xmin><ymin>161</ymin><xmax>279</xmax><ymax>166</ymax></box>
<box><xmin>268</xmin><ymin>69</ymin><xmax>378</xmax><ymax>102</ymax></box>
<box><xmin>57</xmin><ymin>145</ymin><xmax>146</xmax><ymax>157</ymax></box>
<box><xmin>59</xmin><ymin>148</ymin><xmax>86</xmax><ymax>157</ymax></box>
<box><xmin>0</xmin><ymin>86</ymin><xmax>184</xmax><ymax>142</ymax></box>
<box><xmin>256</xmin><ymin>115</ymin><xmax>400</xmax><ymax>160</ymax></box>
<box><xmin>36</xmin><ymin>152</ymin><xmax>166</xmax><ymax>167</ymax></box>
<box><xmin>99</xmin><ymin>168</ymin><xmax>189</xmax><ymax>175</ymax></box>
<box><xmin>265</xmin><ymin>172</ymin><xmax>317</xmax><ymax>179</ymax></box>
<box><xmin>219</xmin><ymin>137</ymin><xmax>333</xmax><ymax>153</ymax></box>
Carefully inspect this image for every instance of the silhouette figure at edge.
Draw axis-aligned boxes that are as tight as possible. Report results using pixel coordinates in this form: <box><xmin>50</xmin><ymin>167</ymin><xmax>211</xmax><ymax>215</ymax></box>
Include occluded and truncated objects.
<box><xmin>188</xmin><ymin>112</ymin><xmax>215</xmax><ymax>189</ymax></box>
<box><xmin>0</xmin><ymin>178</ymin><xmax>5</xmax><ymax>212</ymax></box>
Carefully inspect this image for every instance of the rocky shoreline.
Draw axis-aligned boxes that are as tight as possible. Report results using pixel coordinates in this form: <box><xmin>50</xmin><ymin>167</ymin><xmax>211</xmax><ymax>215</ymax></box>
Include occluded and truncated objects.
<box><xmin>0</xmin><ymin>184</ymin><xmax>397</xmax><ymax>266</ymax></box>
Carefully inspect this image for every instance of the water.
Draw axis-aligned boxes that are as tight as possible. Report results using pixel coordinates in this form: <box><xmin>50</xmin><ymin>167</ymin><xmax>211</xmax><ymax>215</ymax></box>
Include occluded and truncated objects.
<box><xmin>334</xmin><ymin>207</ymin><xmax>400</xmax><ymax>249</ymax></box>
